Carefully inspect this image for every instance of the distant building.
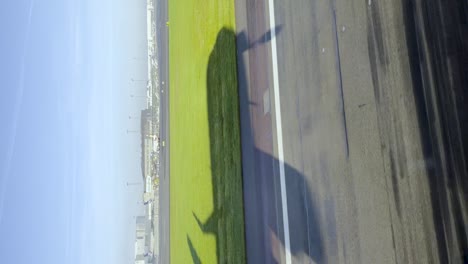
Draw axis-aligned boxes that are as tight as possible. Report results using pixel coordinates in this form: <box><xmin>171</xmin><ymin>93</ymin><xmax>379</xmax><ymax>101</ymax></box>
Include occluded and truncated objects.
<box><xmin>134</xmin><ymin>216</ymin><xmax>153</xmax><ymax>263</ymax></box>
<box><xmin>140</xmin><ymin>109</ymin><xmax>155</xmax><ymax>180</ymax></box>
<box><xmin>135</xmin><ymin>257</ymin><xmax>146</xmax><ymax>264</ymax></box>
<box><xmin>141</xmin><ymin>108</ymin><xmax>156</xmax><ymax>221</ymax></box>
<box><xmin>146</xmin><ymin>0</ymin><xmax>155</xmax><ymax>108</ymax></box>
<box><xmin>135</xmin><ymin>254</ymin><xmax>149</xmax><ymax>264</ymax></box>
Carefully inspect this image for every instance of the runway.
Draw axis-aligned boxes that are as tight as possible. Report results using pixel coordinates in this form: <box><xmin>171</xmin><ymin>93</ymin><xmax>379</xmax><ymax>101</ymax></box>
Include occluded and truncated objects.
<box><xmin>236</xmin><ymin>0</ymin><xmax>468</xmax><ymax>263</ymax></box>
<box><xmin>155</xmin><ymin>0</ymin><xmax>170</xmax><ymax>262</ymax></box>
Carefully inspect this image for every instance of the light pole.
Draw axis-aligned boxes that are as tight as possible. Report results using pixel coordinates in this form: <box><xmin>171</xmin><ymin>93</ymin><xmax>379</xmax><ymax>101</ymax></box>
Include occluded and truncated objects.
<box><xmin>131</xmin><ymin>78</ymin><xmax>148</xmax><ymax>82</ymax></box>
<box><xmin>127</xmin><ymin>129</ymin><xmax>139</xmax><ymax>134</ymax></box>
<box><xmin>130</xmin><ymin>94</ymin><xmax>147</xmax><ymax>99</ymax></box>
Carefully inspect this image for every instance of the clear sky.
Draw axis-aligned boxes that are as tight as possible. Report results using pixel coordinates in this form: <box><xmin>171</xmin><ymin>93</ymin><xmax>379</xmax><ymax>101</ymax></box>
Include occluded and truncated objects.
<box><xmin>0</xmin><ymin>0</ymin><xmax>149</xmax><ymax>263</ymax></box>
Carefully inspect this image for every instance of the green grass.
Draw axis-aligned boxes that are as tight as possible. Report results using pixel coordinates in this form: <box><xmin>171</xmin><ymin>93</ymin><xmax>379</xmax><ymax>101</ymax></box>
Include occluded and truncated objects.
<box><xmin>169</xmin><ymin>1</ymin><xmax>245</xmax><ymax>263</ymax></box>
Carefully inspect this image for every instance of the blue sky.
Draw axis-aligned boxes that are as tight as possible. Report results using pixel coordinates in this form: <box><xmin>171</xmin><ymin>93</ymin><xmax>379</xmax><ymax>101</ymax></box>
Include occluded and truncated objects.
<box><xmin>0</xmin><ymin>0</ymin><xmax>149</xmax><ymax>263</ymax></box>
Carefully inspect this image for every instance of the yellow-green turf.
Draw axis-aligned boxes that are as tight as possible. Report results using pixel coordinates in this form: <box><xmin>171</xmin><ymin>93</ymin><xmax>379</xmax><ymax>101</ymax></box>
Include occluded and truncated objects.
<box><xmin>169</xmin><ymin>0</ymin><xmax>245</xmax><ymax>263</ymax></box>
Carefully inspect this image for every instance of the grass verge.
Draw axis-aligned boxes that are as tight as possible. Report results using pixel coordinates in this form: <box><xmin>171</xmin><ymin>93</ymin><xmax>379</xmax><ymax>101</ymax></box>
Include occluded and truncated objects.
<box><xmin>169</xmin><ymin>1</ymin><xmax>245</xmax><ymax>263</ymax></box>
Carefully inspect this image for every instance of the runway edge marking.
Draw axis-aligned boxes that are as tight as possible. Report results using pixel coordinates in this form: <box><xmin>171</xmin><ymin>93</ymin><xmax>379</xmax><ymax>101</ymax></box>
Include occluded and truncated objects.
<box><xmin>267</xmin><ymin>0</ymin><xmax>292</xmax><ymax>263</ymax></box>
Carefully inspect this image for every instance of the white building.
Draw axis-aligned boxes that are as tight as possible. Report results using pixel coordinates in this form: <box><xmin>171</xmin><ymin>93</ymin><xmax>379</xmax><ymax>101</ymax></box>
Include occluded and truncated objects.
<box><xmin>146</xmin><ymin>0</ymin><xmax>155</xmax><ymax>108</ymax></box>
<box><xmin>134</xmin><ymin>216</ymin><xmax>152</xmax><ymax>263</ymax></box>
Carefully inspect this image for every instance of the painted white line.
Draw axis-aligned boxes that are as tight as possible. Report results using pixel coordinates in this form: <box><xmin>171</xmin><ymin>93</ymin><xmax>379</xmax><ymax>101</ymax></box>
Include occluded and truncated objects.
<box><xmin>267</xmin><ymin>0</ymin><xmax>291</xmax><ymax>263</ymax></box>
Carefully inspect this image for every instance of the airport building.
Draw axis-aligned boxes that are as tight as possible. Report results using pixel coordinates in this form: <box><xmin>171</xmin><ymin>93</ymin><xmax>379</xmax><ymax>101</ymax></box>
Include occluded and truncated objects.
<box><xmin>141</xmin><ymin>109</ymin><xmax>156</xmax><ymax>192</ymax></box>
<box><xmin>140</xmin><ymin>108</ymin><xmax>159</xmax><ymax>223</ymax></box>
<box><xmin>145</xmin><ymin>0</ymin><xmax>155</xmax><ymax>108</ymax></box>
<box><xmin>134</xmin><ymin>216</ymin><xmax>153</xmax><ymax>264</ymax></box>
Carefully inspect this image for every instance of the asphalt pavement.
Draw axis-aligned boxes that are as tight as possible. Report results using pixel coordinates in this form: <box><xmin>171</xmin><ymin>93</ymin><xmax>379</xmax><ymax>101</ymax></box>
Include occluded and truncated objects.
<box><xmin>236</xmin><ymin>0</ymin><xmax>468</xmax><ymax>263</ymax></box>
<box><xmin>155</xmin><ymin>0</ymin><xmax>170</xmax><ymax>262</ymax></box>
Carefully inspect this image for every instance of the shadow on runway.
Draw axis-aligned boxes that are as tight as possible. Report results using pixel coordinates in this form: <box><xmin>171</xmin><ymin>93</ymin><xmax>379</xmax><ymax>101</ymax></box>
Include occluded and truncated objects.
<box><xmin>237</xmin><ymin>27</ymin><xmax>325</xmax><ymax>263</ymax></box>
<box><xmin>249</xmin><ymin>148</ymin><xmax>325</xmax><ymax>263</ymax></box>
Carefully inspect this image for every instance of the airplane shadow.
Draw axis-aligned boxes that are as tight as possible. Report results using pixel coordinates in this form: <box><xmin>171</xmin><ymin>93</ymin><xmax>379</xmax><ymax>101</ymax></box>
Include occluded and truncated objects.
<box><xmin>188</xmin><ymin>28</ymin><xmax>245</xmax><ymax>264</ymax></box>
<box><xmin>237</xmin><ymin>26</ymin><xmax>324</xmax><ymax>263</ymax></box>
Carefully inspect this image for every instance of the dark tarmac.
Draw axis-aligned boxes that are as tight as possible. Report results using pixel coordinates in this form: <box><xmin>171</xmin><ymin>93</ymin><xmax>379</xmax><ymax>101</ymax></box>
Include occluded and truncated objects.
<box><xmin>236</xmin><ymin>0</ymin><xmax>468</xmax><ymax>263</ymax></box>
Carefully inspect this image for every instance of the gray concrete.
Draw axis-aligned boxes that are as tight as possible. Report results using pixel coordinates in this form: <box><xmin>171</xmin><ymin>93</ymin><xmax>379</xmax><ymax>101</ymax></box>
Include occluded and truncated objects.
<box><xmin>236</xmin><ymin>0</ymin><xmax>468</xmax><ymax>263</ymax></box>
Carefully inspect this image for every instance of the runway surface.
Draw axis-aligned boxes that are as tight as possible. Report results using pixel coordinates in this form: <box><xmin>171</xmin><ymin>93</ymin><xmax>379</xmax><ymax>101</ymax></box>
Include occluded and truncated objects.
<box><xmin>236</xmin><ymin>0</ymin><xmax>468</xmax><ymax>263</ymax></box>
<box><xmin>155</xmin><ymin>0</ymin><xmax>170</xmax><ymax>262</ymax></box>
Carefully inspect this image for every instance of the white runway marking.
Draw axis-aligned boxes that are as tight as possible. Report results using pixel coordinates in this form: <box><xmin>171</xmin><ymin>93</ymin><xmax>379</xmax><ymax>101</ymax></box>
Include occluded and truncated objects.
<box><xmin>267</xmin><ymin>0</ymin><xmax>292</xmax><ymax>263</ymax></box>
